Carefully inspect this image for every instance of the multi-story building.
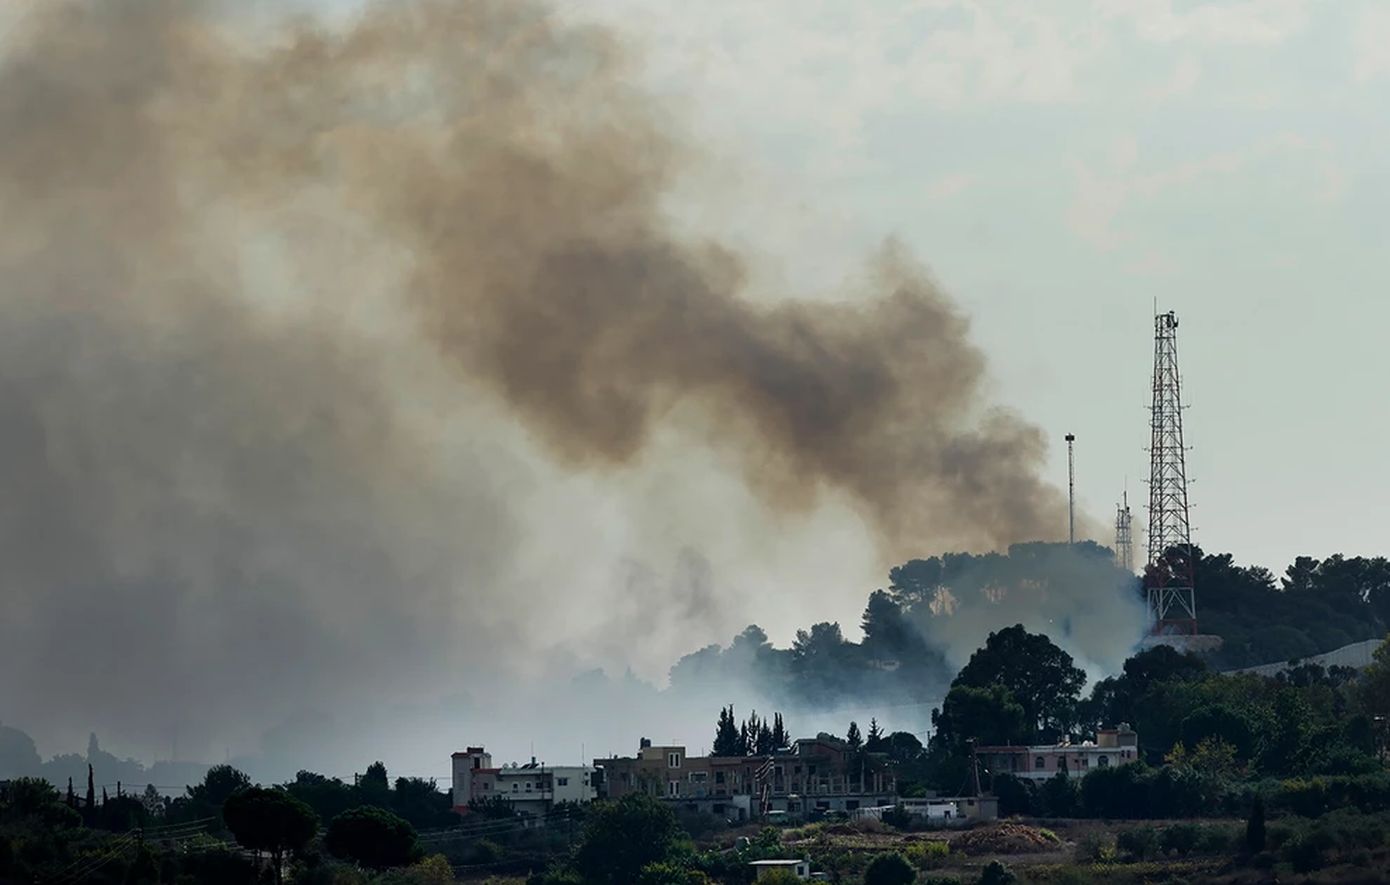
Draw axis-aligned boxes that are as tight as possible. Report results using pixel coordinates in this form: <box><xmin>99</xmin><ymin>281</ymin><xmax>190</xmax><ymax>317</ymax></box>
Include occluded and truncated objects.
<box><xmin>974</xmin><ymin>723</ymin><xmax>1140</xmax><ymax>783</ymax></box>
<box><xmin>594</xmin><ymin>734</ymin><xmax>897</xmax><ymax>820</ymax></box>
<box><xmin>450</xmin><ymin>746</ymin><xmax>596</xmax><ymax>816</ymax></box>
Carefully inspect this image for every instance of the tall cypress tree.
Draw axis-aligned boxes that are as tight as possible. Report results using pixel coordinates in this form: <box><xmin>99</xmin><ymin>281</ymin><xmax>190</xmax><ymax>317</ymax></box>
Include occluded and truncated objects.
<box><xmin>713</xmin><ymin>706</ymin><xmax>742</xmax><ymax>757</ymax></box>
<box><xmin>85</xmin><ymin>764</ymin><xmax>96</xmax><ymax>821</ymax></box>
<box><xmin>847</xmin><ymin>721</ymin><xmax>863</xmax><ymax>749</ymax></box>
<box><xmin>66</xmin><ymin>777</ymin><xmax>75</xmax><ymax>808</ymax></box>
<box><xmin>772</xmin><ymin>713</ymin><xmax>788</xmax><ymax>751</ymax></box>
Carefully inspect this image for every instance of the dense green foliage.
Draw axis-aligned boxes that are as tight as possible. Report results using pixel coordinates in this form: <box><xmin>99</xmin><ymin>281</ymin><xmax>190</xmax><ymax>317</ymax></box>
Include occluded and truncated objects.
<box><xmin>222</xmin><ymin>786</ymin><xmax>318</xmax><ymax>883</ymax></box>
<box><xmin>863</xmin><ymin>851</ymin><xmax>915</xmax><ymax>885</ymax></box>
<box><xmin>324</xmin><ymin>805</ymin><xmax>421</xmax><ymax>870</ymax></box>
<box><xmin>574</xmin><ymin>793</ymin><xmax>682</xmax><ymax>884</ymax></box>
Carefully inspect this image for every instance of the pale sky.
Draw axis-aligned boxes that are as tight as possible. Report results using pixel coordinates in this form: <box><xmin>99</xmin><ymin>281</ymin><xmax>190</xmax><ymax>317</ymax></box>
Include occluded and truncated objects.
<box><xmin>550</xmin><ymin>0</ymin><xmax>1390</xmax><ymax>577</ymax></box>
<box><xmin>285</xmin><ymin>0</ymin><xmax>1390</xmax><ymax>577</ymax></box>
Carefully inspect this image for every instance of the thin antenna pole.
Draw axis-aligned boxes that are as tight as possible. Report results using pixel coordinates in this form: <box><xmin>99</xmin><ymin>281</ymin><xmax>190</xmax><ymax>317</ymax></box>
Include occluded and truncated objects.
<box><xmin>1065</xmin><ymin>434</ymin><xmax>1076</xmax><ymax>545</ymax></box>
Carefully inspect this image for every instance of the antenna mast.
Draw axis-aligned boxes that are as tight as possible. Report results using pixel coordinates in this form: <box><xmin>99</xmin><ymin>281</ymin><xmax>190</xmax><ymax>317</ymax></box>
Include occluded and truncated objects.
<box><xmin>1145</xmin><ymin>310</ymin><xmax>1196</xmax><ymax>634</ymax></box>
<box><xmin>1114</xmin><ymin>490</ymin><xmax>1133</xmax><ymax>573</ymax></box>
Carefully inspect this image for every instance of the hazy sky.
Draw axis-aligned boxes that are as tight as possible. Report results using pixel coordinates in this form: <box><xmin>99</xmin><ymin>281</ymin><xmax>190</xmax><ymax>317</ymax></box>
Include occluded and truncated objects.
<box><xmin>3</xmin><ymin>0</ymin><xmax>1387</xmax><ymax>770</ymax></box>
<box><xmin>552</xmin><ymin>0</ymin><xmax>1390</xmax><ymax>576</ymax></box>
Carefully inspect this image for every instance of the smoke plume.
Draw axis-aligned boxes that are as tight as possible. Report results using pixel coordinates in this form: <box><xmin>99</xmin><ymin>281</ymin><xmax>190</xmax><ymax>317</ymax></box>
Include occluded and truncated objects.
<box><xmin>0</xmin><ymin>0</ymin><xmax>1085</xmax><ymax>768</ymax></box>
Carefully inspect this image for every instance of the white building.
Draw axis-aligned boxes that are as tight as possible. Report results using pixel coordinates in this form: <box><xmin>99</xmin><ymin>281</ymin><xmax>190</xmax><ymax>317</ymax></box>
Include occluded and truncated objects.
<box><xmin>451</xmin><ymin>746</ymin><xmax>596</xmax><ymax>815</ymax></box>
<box><xmin>750</xmin><ymin>859</ymin><xmax>811</xmax><ymax>880</ymax></box>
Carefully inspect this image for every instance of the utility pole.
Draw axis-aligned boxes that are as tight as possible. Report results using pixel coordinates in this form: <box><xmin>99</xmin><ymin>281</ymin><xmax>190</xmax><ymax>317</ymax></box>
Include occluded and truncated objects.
<box><xmin>1065</xmin><ymin>434</ymin><xmax>1076</xmax><ymax>545</ymax></box>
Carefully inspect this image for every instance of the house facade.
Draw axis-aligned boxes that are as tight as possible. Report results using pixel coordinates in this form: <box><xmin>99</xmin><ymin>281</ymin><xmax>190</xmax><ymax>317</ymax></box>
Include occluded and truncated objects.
<box><xmin>594</xmin><ymin>734</ymin><xmax>897</xmax><ymax>820</ymax></box>
<box><xmin>450</xmin><ymin>746</ymin><xmax>596</xmax><ymax>815</ymax></box>
<box><xmin>974</xmin><ymin>723</ymin><xmax>1140</xmax><ymax>782</ymax></box>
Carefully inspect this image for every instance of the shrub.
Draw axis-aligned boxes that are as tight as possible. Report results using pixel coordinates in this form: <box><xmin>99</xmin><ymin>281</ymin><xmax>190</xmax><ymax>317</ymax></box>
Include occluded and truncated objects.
<box><xmin>636</xmin><ymin>861</ymin><xmax>711</xmax><ymax>885</ymax></box>
<box><xmin>881</xmin><ymin>804</ymin><xmax>914</xmax><ymax>829</ymax></box>
<box><xmin>1265</xmin><ymin>822</ymin><xmax>1297</xmax><ymax>850</ymax></box>
<box><xmin>1116</xmin><ymin>826</ymin><xmax>1159</xmax><ymax>861</ymax></box>
<box><xmin>1284</xmin><ymin>833</ymin><xmax>1328</xmax><ymax>874</ymax></box>
<box><xmin>1194</xmin><ymin>825</ymin><xmax>1232</xmax><ymax>854</ymax></box>
<box><xmin>977</xmin><ymin>860</ymin><xmax>1016</xmax><ymax>885</ymax></box>
<box><xmin>1159</xmin><ymin>822</ymin><xmax>1199</xmax><ymax>856</ymax></box>
<box><xmin>864</xmin><ymin>852</ymin><xmax>916</xmax><ymax>885</ymax></box>
<box><xmin>1072</xmin><ymin>831</ymin><xmax>1113</xmax><ymax>863</ymax></box>
<box><xmin>472</xmin><ymin>839</ymin><xmax>503</xmax><ymax>863</ymax></box>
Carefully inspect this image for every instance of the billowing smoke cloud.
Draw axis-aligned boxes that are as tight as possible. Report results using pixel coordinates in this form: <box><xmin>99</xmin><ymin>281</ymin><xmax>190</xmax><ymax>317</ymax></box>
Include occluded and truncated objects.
<box><xmin>0</xmin><ymin>0</ymin><xmax>1092</xmax><ymax>771</ymax></box>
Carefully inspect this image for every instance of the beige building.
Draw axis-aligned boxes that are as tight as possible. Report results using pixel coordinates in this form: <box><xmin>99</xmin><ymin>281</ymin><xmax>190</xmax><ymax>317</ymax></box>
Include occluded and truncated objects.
<box><xmin>595</xmin><ymin>734</ymin><xmax>897</xmax><ymax>819</ymax></box>
<box><xmin>974</xmin><ymin>723</ymin><xmax>1140</xmax><ymax>782</ymax></box>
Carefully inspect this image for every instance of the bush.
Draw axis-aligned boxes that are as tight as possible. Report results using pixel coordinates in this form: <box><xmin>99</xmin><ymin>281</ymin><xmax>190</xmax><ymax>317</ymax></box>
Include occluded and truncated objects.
<box><xmin>881</xmin><ymin>804</ymin><xmax>914</xmax><ymax>829</ymax></box>
<box><xmin>1194</xmin><ymin>825</ymin><xmax>1232</xmax><ymax>854</ymax></box>
<box><xmin>748</xmin><ymin>871</ymin><xmax>800</xmax><ymax>885</ymax></box>
<box><xmin>1284</xmin><ymin>833</ymin><xmax>1328</xmax><ymax>874</ymax></box>
<box><xmin>636</xmin><ymin>861</ymin><xmax>711</xmax><ymax>885</ymax></box>
<box><xmin>992</xmin><ymin>774</ymin><xmax>1034</xmax><ymax>817</ymax></box>
<box><xmin>1265</xmin><ymin>822</ymin><xmax>1297</xmax><ymax>850</ymax></box>
<box><xmin>903</xmin><ymin>840</ymin><xmax>949</xmax><ymax>867</ymax></box>
<box><xmin>471</xmin><ymin>838</ymin><xmax>503</xmax><ymax>863</ymax></box>
<box><xmin>1072</xmin><ymin>831</ymin><xmax>1113</xmax><ymax>863</ymax></box>
<box><xmin>1159</xmin><ymin>822</ymin><xmax>1199</xmax><ymax>856</ymax></box>
<box><xmin>978</xmin><ymin>860</ymin><xmax>1016</xmax><ymax>885</ymax></box>
<box><xmin>1115</xmin><ymin>826</ymin><xmax>1159</xmax><ymax>861</ymax></box>
<box><xmin>864</xmin><ymin>852</ymin><xmax>916</xmax><ymax>885</ymax></box>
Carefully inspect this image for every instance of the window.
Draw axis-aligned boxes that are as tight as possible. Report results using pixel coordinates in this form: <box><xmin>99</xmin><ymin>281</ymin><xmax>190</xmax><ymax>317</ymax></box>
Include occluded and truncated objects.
<box><xmin>668</xmin><ymin>752</ymin><xmax>681</xmax><ymax>769</ymax></box>
<box><xmin>557</xmin><ymin>777</ymin><xmax>569</xmax><ymax>787</ymax></box>
<box><xmin>1036</xmin><ymin>756</ymin><xmax>1046</xmax><ymax>769</ymax></box>
<box><xmin>525</xmin><ymin>782</ymin><xmax>532</xmax><ymax>792</ymax></box>
<box><xmin>689</xmin><ymin>772</ymin><xmax>707</xmax><ymax>783</ymax></box>
<box><xmin>715</xmin><ymin>771</ymin><xmax>725</xmax><ymax>784</ymax></box>
<box><xmin>512</xmin><ymin>783</ymin><xmax>518</xmax><ymax>793</ymax></box>
<box><xmin>482</xmin><ymin>782</ymin><xmax>490</xmax><ymax>790</ymax></box>
<box><xmin>668</xmin><ymin>781</ymin><xmax>680</xmax><ymax>797</ymax></box>
<box><xmin>1098</xmin><ymin>755</ymin><xmax>1110</xmax><ymax>768</ymax></box>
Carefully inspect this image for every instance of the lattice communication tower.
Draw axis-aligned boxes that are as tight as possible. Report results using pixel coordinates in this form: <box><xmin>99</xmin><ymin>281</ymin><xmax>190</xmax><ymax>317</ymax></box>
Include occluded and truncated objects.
<box><xmin>1114</xmin><ymin>491</ymin><xmax>1133</xmax><ymax>573</ymax></box>
<box><xmin>1145</xmin><ymin>311</ymin><xmax>1196</xmax><ymax>634</ymax></box>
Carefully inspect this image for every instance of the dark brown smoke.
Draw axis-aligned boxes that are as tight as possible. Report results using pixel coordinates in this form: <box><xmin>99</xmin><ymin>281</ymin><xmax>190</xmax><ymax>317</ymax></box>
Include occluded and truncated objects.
<box><xmin>0</xmin><ymin>0</ymin><xmax>1078</xmax><ymax>761</ymax></box>
<box><xmin>178</xmin><ymin>0</ymin><xmax>1069</xmax><ymax>552</ymax></box>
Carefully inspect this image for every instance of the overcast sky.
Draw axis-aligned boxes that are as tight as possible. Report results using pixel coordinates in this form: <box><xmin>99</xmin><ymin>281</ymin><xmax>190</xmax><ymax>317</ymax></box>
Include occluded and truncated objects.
<box><xmin>537</xmin><ymin>0</ymin><xmax>1390</xmax><ymax>576</ymax></box>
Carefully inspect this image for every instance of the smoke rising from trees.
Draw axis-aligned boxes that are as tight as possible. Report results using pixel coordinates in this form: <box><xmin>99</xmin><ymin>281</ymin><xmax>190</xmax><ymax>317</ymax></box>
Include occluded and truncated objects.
<box><xmin>0</xmin><ymin>0</ymin><xmax>1098</xmax><ymax>767</ymax></box>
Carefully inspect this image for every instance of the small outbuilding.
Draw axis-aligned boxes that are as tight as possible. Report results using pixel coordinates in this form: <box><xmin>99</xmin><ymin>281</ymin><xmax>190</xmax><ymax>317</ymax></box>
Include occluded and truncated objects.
<box><xmin>750</xmin><ymin>858</ymin><xmax>811</xmax><ymax>880</ymax></box>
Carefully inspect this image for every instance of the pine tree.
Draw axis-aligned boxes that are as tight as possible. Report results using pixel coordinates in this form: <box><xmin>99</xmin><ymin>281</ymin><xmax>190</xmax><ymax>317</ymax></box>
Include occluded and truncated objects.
<box><xmin>867</xmin><ymin>718</ymin><xmax>883</xmax><ymax>747</ymax></box>
<box><xmin>772</xmin><ymin>713</ymin><xmax>788</xmax><ymax>751</ymax></box>
<box><xmin>744</xmin><ymin>711</ymin><xmax>762</xmax><ymax>753</ymax></box>
<box><xmin>847</xmin><ymin>721</ymin><xmax>863</xmax><ymax>749</ymax></box>
<box><xmin>713</xmin><ymin>706</ymin><xmax>743</xmax><ymax>757</ymax></box>
<box><xmin>101</xmin><ymin>787</ymin><xmax>109</xmax><ymax>808</ymax></box>
<box><xmin>739</xmin><ymin>721</ymin><xmax>750</xmax><ymax>756</ymax></box>
<box><xmin>756</xmin><ymin>722</ymin><xmax>774</xmax><ymax>756</ymax></box>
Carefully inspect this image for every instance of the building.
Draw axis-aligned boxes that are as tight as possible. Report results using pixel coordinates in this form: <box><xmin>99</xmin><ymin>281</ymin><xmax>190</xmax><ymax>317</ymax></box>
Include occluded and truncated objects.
<box><xmin>852</xmin><ymin>795</ymin><xmax>997</xmax><ymax>823</ymax></box>
<box><xmin>594</xmin><ymin>734</ymin><xmax>897</xmax><ymax>820</ymax></box>
<box><xmin>974</xmin><ymin>724</ymin><xmax>1140</xmax><ymax>783</ymax></box>
<box><xmin>750</xmin><ymin>859</ymin><xmax>811</xmax><ymax>880</ymax></box>
<box><xmin>450</xmin><ymin>746</ymin><xmax>597</xmax><ymax>816</ymax></box>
